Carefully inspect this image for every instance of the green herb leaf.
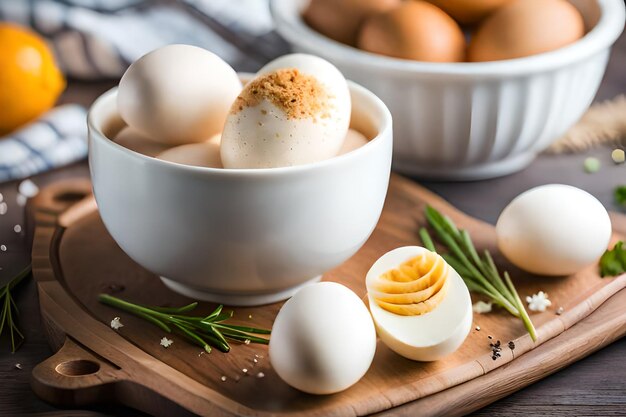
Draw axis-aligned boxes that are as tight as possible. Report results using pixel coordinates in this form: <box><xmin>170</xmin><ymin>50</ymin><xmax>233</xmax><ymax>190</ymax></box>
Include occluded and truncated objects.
<box><xmin>98</xmin><ymin>294</ymin><xmax>270</xmax><ymax>351</ymax></box>
<box><xmin>419</xmin><ymin>206</ymin><xmax>537</xmax><ymax>341</ymax></box>
<box><xmin>0</xmin><ymin>264</ymin><xmax>31</xmax><ymax>353</ymax></box>
<box><xmin>599</xmin><ymin>241</ymin><xmax>626</xmax><ymax>277</ymax></box>
<box><xmin>614</xmin><ymin>186</ymin><xmax>626</xmax><ymax>207</ymax></box>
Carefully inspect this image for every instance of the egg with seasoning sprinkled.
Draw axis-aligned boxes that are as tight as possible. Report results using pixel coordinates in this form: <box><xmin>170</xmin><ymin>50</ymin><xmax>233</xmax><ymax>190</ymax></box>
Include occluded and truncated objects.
<box><xmin>220</xmin><ymin>54</ymin><xmax>350</xmax><ymax>169</ymax></box>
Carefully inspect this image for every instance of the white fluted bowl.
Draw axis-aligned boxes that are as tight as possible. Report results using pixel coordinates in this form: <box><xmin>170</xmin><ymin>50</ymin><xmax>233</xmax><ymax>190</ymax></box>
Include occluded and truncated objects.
<box><xmin>272</xmin><ymin>0</ymin><xmax>625</xmax><ymax>180</ymax></box>
<box><xmin>88</xmin><ymin>80</ymin><xmax>392</xmax><ymax>306</ymax></box>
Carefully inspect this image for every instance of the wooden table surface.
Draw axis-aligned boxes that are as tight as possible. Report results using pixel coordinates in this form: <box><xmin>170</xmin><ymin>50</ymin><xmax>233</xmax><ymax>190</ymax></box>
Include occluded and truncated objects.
<box><xmin>0</xmin><ymin>32</ymin><xmax>625</xmax><ymax>417</ymax></box>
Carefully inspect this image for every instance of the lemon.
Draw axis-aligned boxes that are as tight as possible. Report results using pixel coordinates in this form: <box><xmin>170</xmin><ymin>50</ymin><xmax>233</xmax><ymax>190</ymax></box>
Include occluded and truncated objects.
<box><xmin>0</xmin><ymin>23</ymin><xmax>65</xmax><ymax>135</ymax></box>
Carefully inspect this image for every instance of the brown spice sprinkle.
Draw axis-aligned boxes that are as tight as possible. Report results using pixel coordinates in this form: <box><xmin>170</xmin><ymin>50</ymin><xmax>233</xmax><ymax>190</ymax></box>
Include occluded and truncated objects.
<box><xmin>232</xmin><ymin>68</ymin><xmax>331</xmax><ymax>120</ymax></box>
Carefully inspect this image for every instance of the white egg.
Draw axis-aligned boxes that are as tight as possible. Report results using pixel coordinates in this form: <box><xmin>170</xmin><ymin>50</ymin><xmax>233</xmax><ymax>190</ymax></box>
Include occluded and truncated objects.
<box><xmin>118</xmin><ymin>44</ymin><xmax>241</xmax><ymax>145</ymax></box>
<box><xmin>269</xmin><ymin>282</ymin><xmax>376</xmax><ymax>395</ymax></box>
<box><xmin>156</xmin><ymin>134</ymin><xmax>222</xmax><ymax>168</ymax></box>
<box><xmin>114</xmin><ymin>126</ymin><xmax>172</xmax><ymax>157</ymax></box>
<box><xmin>220</xmin><ymin>54</ymin><xmax>351</xmax><ymax>169</ymax></box>
<box><xmin>338</xmin><ymin>129</ymin><xmax>368</xmax><ymax>156</ymax></box>
<box><xmin>496</xmin><ymin>184</ymin><xmax>612</xmax><ymax>276</ymax></box>
<box><xmin>366</xmin><ymin>246</ymin><xmax>472</xmax><ymax>361</ymax></box>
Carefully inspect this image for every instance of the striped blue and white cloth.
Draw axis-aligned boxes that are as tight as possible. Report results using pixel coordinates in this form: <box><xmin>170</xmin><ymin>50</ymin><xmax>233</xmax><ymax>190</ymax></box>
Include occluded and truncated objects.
<box><xmin>0</xmin><ymin>105</ymin><xmax>87</xmax><ymax>182</ymax></box>
<box><xmin>0</xmin><ymin>0</ymin><xmax>289</xmax><ymax>182</ymax></box>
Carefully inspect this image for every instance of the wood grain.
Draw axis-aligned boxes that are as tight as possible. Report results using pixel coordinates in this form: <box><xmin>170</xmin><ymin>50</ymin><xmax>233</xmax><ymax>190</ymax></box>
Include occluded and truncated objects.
<box><xmin>28</xmin><ymin>175</ymin><xmax>626</xmax><ymax>416</ymax></box>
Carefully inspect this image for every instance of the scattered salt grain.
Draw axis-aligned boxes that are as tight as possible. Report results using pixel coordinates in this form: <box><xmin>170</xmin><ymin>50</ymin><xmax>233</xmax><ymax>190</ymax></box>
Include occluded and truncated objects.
<box><xmin>160</xmin><ymin>337</ymin><xmax>173</xmax><ymax>348</ymax></box>
<box><xmin>110</xmin><ymin>317</ymin><xmax>124</xmax><ymax>330</ymax></box>
<box><xmin>1</xmin><ymin>245</ymin><xmax>6</xmax><ymax>252</ymax></box>
<box><xmin>244</xmin><ymin>339</ymin><xmax>251</xmax><ymax>345</ymax></box>
<box><xmin>15</xmin><ymin>363</ymin><xmax>22</xmax><ymax>370</ymax></box>
<box><xmin>253</xmin><ymin>358</ymin><xmax>258</xmax><ymax>363</ymax></box>
<box><xmin>0</xmin><ymin>202</ymin><xmax>7</xmax><ymax>215</ymax></box>
<box><xmin>0</xmin><ymin>193</ymin><xmax>3</xmax><ymax>203</ymax></box>
<box><xmin>248</xmin><ymin>314</ymin><xmax>253</xmax><ymax>319</ymax></box>
<box><xmin>475</xmin><ymin>326</ymin><xmax>481</xmax><ymax>331</ymax></box>
<box><xmin>242</xmin><ymin>368</ymin><xmax>248</xmax><ymax>374</ymax></box>
<box><xmin>221</xmin><ymin>375</ymin><xmax>227</xmax><ymax>382</ymax></box>
<box><xmin>256</xmin><ymin>372</ymin><xmax>265</xmax><ymax>379</ymax></box>
<box><xmin>13</xmin><ymin>225</ymin><xmax>21</xmax><ymax>233</ymax></box>
<box><xmin>16</xmin><ymin>194</ymin><xmax>27</xmax><ymax>207</ymax></box>
<box><xmin>556</xmin><ymin>306</ymin><xmax>564</xmax><ymax>316</ymax></box>
<box><xmin>18</xmin><ymin>179</ymin><xmax>39</xmax><ymax>198</ymax></box>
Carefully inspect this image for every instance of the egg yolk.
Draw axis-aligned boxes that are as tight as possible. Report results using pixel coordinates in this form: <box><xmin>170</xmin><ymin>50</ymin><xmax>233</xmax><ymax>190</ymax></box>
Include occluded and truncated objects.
<box><xmin>369</xmin><ymin>251</ymin><xmax>449</xmax><ymax>316</ymax></box>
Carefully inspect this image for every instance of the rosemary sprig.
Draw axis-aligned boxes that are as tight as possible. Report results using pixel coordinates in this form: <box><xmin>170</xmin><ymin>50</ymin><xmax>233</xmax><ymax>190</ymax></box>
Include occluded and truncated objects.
<box><xmin>419</xmin><ymin>205</ymin><xmax>538</xmax><ymax>342</ymax></box>
<box><xmin>0</xmin><ymin>264</ymin><xmax>32</xmax><ymax>353</ymax></box>
<box><xmin>98</xmin><ymin>294</ymin><xmax>270</xmax><ymax>353</ymax></box>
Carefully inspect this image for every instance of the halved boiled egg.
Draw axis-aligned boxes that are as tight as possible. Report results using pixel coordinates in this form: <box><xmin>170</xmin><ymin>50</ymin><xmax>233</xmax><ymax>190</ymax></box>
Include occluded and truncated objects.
<box><xmin>366</xmin><ymin>246</ymin><xmax>472</xmax><ymax>361</ymax></box>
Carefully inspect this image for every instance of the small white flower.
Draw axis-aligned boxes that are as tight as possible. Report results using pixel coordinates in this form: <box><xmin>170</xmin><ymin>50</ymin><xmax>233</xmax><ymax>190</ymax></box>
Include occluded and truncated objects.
<box><xmin>526</xmin><ymin>291</ymin><xmax>552</xmax><ymax>312</ymax></box>
<box><xmin>160</xmin><ymin>337</ymin><xmax>173</xmax><ymax>348</ymax></box>
<box><xmin>110</xmin><ymin>317</ymin><xmax>124</xmax><ymax>330</ymax></box>
<box><xmin>472</xmin><ymin>300</ymin><xmax>493</xmax><ymax>314</ymax></box>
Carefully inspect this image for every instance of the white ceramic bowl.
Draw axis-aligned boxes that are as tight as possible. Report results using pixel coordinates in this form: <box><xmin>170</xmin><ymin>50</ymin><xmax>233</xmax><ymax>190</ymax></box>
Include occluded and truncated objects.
<box><xmin>272</xmin><ymin>0</ymin><xmax>625</xmax><ymax>180</ymax></box>
<box><xmin>87</xmin><ymin>79</ymin><xmax>392</xmax><ymax>306</ymax></box>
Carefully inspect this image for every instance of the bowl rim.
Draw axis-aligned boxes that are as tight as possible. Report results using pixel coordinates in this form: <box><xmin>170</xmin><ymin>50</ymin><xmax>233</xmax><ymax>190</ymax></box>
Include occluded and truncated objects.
<box><xmin>88</xmin><ymin>78</ymin><xmax>392</xmax><ymax>178</ymax></box>
<box><xmin>271</xmin><ymin>0</ymin><xmax>625</xmax><ymax>77</ymax></box>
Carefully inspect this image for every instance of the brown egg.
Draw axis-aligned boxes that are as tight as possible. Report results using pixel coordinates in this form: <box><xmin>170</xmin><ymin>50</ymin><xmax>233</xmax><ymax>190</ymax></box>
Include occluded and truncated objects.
<box><xmin>425</xmin><ymin>0</ymin><xmax>514</xmax><ymax>25</ymax></box>
<box><xmin>303</xmin><ymin>0</ymin><xmax>400</xmax><ymax>46</ymax></box>
<box><xmin>357</xmin><ymin>1</ymin><xmax>465</xmax><ymax>62</ymax></box>
<box><xmin>468</xmin><ymin>0</ymin><xmax>585</xmax><ymax>62</ymax></box>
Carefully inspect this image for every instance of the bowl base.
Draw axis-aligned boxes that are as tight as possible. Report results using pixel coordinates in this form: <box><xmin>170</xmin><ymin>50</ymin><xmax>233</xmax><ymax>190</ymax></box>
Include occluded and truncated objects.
<box><xmin>160</xmin><ymin>276</ymin><xmax>322</xmax><ymax>306</ymax></box>
<box><xmin>393</xmin><ymin>152</ymin><xmax>536</xmax><ymax>181</ymax></box>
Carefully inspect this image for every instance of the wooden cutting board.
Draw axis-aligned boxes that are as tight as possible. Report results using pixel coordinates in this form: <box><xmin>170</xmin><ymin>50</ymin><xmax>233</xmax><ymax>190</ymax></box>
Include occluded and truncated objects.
<box><xmin>29</xmin><ymin>175</ymin><xmax>626</xmax><ymax>417</ymax></box>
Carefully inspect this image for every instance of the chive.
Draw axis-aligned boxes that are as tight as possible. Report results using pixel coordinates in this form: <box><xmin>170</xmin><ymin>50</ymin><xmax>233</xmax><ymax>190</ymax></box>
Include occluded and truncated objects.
<box><xmin>421</xmin><ymin>206</ymin><xmax>537</xmax><ymax>341</ymax></box>
<box><xmin>98</xmin><ymin>294</ymin><xmax>271</xmax><ymax>351</ymax></box>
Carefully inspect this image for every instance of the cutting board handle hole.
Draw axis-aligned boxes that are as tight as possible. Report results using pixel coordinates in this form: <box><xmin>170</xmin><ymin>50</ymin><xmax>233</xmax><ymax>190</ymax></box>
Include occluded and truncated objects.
<box><xmin>54</xmin><ymin>191</ymin><xmax>89</xmax><ymax>204</ymax></box>
<box><xmin>55</xmin><ymin>359</ymin><xmax>100</xmax><ymax>377</ymax></box>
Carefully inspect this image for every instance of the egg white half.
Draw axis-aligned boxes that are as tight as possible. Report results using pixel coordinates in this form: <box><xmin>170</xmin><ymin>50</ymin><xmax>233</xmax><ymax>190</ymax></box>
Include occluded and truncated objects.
<box><xmin>366</xmin><ymin>246</ymin><xmax>473</xmax><ymax>361</ymax></box>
